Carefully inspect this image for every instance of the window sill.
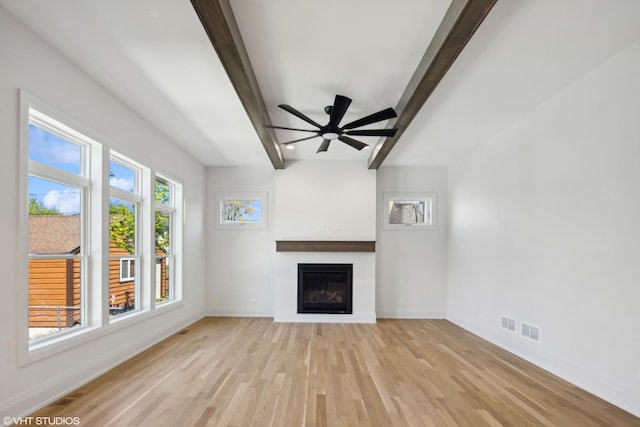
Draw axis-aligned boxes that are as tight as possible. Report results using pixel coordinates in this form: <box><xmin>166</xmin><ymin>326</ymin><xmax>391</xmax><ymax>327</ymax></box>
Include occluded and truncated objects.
<box><xmin>20</xmin><ymin>300</ymin><xmax>183</xmax><ymax>367</ymax></box>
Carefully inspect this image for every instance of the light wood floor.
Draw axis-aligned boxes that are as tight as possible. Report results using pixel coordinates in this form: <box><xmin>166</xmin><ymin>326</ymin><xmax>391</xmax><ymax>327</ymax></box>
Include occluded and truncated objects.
<box><xmin>33</xmin><ymin>317</ymin><xmax>639</xmax><ymax>426</ymax></box>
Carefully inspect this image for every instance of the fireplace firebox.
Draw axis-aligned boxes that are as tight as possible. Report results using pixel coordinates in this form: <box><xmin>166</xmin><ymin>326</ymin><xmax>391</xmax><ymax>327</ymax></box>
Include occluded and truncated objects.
<box><xmin>297</xmin><ymin>263</ymin><xmax>353</xmax><ymax>314</ymax></box>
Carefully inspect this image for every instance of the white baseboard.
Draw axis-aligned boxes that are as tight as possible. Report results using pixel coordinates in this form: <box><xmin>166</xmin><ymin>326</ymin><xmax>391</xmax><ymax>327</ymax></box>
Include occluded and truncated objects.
<box><xmin>447</xmin><ymin>315</ymin><xmax>640</xmax><ymax>418</ymax></box>
<box><xmin>206</xmin><ymin>308</ymin><xmax>273</xmax><ymax>318</ymax></box>
<box><xmin>273</xmin><ymin>311</ymin><xmax>376</xmax><ymax>323</ymax></box>
<box><xmin>377</xmin><ymin>311</ymin><xmax>445</xmax><ymax>319</ymax></box>
<box><xmin>1</xmin><ymin>313</ymin><xmax>203</xmax><ymax>421</ymax></box>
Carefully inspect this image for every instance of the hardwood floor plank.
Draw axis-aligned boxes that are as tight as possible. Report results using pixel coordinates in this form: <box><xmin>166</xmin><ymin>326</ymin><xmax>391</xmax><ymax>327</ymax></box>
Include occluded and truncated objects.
<box><xmin>29</xmin><ymin>318</ymin><xmax>640</xmax><ymax>427</ymax></box>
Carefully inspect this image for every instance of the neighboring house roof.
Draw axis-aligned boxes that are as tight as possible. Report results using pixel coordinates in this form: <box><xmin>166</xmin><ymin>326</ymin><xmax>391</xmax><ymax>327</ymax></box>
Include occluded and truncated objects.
<box><xmin>29</xmin><ymin>214</ymin><xmax>165</xmax><ymax>255</ymax></box>
<box><xmin>29</xmin><ymin>215</ymin><xmax>80</xmax><ymax>254</ymax></box>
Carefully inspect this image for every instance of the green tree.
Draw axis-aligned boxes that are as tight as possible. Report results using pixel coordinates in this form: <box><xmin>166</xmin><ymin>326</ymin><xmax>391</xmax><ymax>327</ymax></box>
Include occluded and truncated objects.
<box><xmin>109</xmin><ymin>182</ymin><xmax>172</xmax><ymax>254</ymax></box>
<box><xmin>109</xmin><ymin>203</ymin><xmax>135</xmax><ymax>254</ymax></box>
<box><xmin>155</xmin><ymin>210</ymin><xmax>170</xmax><ymax>254</ymax></box>
<box><xmin>155</xmin><ymin>180</ymin><xmax>170</xmax><ymax>204</ymax></box>
<box><xmin>28</xmin><ymin>197</ymin><xmax>60</xmax><ymax>215</ymax></box>
<box><xmin>154</xmin><ymin>181</ymin><xmax>170</xmax><ymax>253</ymax></box>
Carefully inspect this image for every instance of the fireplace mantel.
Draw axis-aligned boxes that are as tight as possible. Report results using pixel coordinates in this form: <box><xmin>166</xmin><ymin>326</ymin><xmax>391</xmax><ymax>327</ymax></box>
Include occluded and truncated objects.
<box><xmin>275</xmin><ymin>240</ymin><xmax>375</xmax><ymax>253</ymax></box>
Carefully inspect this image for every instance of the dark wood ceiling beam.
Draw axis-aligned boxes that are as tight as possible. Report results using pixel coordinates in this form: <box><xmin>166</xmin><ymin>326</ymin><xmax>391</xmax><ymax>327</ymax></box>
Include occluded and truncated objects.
<box><xmin>191</xmin><ymin>0</ymin><xmax>285</xmax><ymax>169</ymax></box>
<box><xmin>368</xmin><ymin>0</ymin><xmax>497</xmax><ymax>169</ymax></box>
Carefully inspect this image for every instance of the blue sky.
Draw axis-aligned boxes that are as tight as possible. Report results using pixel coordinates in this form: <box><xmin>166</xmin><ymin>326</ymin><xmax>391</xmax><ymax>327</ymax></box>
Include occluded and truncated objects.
<box><xmin>29</xmin><ymin>124</ymin><xmax>81</xmax><ymax>214</ymax></box>
<box><xmin>242</xmin><ymin>200</ymin><xmax>262</xmax><ymax>222</ymax></box>
<box><xmin>28</xmin><ymin>124</ymin><xmax>81</xmax><ymax>174</ymax></box>
<box><xmin>29</xmin><ymin>124</ymin><xmax>135</xmax><ymax>214</ymax></box>
<box><xmin>109</xmin><ymin>161</ymin><xmax>135</xmax><ymax>192</ymax></box>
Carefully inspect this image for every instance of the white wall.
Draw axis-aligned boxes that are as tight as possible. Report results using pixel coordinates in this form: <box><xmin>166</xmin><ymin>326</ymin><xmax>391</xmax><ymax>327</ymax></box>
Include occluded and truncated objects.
<box><xmin>446</xmin><ymin>39</ymin><xmax>640</xmax><ymax>416</ymax></box>
<box><xmin>376</xmin><ymin>167</ymin><xmax>448</xmax><ymax>318</ymax></box>
<box><xmin>205</xmin><ymin>167</ymin><xmax>276</xmax><ymax>316</ymax></box>
<box><xmin>275</xmin><ymin>160</ymin><xmax>376</xmax><ymax>240</ymax></box>
<box><xmin>206</xmin><ymin>161</ymin><xmax>378</xmax><ymax>321</ymax></box>
<box><xmin>0</xmin><ymin>9</ymin><xmax>206</xmax><ymax>418</ymax></box>
<box><xmin>273</xmin><ymin>160</ymin><xmax>377</xmax><ymax>322</ymax></box>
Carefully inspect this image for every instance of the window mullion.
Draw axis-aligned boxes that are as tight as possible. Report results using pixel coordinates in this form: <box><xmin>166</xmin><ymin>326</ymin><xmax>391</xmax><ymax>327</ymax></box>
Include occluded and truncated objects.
<box><xmin>142</xmin><ymin>170</ymin><xmax>155</xmax><ymax>311</ymax></box>
<box><xmin>93</xmin><ymin>144</ymin><xmax>110</xmax><ymax>328</ymax></box>
<box><xmin>154</xmin><ymin>202</ymin><xmax>176</xmax><ymax>214</ymax></box>
<box><xmin>110</xmin><ymin>187</ymin><xmax>142</xmax><ymax>204</ymax></box>
<box><xmin>29</xmin><ymin>160</ymin><xmax>90</xmax><ymax>188</ymax></box>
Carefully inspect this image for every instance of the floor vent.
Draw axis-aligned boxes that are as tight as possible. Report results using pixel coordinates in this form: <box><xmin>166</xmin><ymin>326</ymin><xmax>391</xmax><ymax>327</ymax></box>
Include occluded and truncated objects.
<box><xmin>521</xmin><ymin>322</ymin><xmax>539</xmax><ymax>342</ymax></box>
<box><xmin>501</xmin><ymin>315</ymin><xmax>516</xmax><ymax>332</ymax></box>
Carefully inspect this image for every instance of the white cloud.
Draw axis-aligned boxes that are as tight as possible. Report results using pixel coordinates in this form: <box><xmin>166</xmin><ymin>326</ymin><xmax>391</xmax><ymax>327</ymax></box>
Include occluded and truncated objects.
<box><xmin>29</xmin><ymin>125</ymin><xmax>81</xmax><ymax>165</ymax></box>
<box><xmin>45</xmin><ymin>141</ymin><xmax>80</xmax><ymax>164</ymax></box>
<box><xmin>43</xmin><ymin>189</ymin><xmax>80</xmax><ymax>214</ymax></box>
<box><xmin>110</xmin><ymin>176</ymin><xmax>135</xmax><ymax>192</ymax></box>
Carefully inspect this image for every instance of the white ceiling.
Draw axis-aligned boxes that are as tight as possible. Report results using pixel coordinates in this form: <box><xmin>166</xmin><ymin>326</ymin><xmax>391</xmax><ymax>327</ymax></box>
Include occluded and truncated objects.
<box><xmin>2</xmin><ymin>0</ymin><xmax>640</xmax><ymax>168</ymax></box>
<box><xmin>230</xmin><ymin>0</ymin><xmax>451</xmax><ymax>161</ymax></box>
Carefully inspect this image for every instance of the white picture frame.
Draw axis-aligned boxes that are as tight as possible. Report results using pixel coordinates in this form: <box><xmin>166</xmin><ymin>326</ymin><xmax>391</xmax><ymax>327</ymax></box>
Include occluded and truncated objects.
<box><xmin>216</xmin><ymin>192</ymin><xmax>267</xmax><ymax>229</ymax></box>
<box><xmin>383</xmin><ymin>192</ymin><xmax>437</xmax><ymax>230</ymax></box>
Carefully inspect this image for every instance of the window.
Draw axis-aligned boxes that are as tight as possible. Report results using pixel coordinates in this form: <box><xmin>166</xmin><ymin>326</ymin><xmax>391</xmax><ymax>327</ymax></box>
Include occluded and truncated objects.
<box><xmin>383</xmin><ymin>193</ymin><xmax>437</xmax><ymax>230</ymax></box>
<box><xmin>155</xmin><ymin>177</ymin><xmax>177</xmax><ymax>304</ymax></box>
<box><xmin>119</xmin><ymin>258</ymin><xmax>135</xmax><ymax>282</ymax></box>
<box><xmin>20</xmin><ymin>93</ymin><xmax>184</xmax><ymax>361</ymax></box>
<box><xmin>27</xmin><ymin>111</ymin><xmax>90</xmax><ymax>342</ymax></box>
<box><xmin>216</xmin><ymin>192</ymin><xmax>267</xmax><ymax>229</ymax></box>
<box><xmin>109</xmin><ymin>156</ymin><xmax>141</xmax><ymax>318</ymax></box>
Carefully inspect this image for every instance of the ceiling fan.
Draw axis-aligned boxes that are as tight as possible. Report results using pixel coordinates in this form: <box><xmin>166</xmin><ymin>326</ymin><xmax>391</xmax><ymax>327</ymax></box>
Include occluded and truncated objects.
<box><xmin>265</xmin><ymin>95</ymin><xmax>398</xmax><ymax>153</ymax></box>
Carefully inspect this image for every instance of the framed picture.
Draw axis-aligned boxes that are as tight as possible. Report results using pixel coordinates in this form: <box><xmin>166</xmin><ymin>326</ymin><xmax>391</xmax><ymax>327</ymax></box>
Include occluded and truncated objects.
<box><xmin>216</xmin><ymin>192</ymin><xmax>267</xmax><ymax>229</ymax></box>
<box><xmin>383</xmin><ymin>192</ymin><xmax>437</xmax><ymax>230</ymax></box>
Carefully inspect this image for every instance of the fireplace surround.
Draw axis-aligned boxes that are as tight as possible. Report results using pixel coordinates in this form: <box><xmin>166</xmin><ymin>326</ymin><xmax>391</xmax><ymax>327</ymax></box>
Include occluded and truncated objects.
<box><xmin>297</xmin><ymin>263</ymin><xmax>353</xmax><ymax>314</ymax></box>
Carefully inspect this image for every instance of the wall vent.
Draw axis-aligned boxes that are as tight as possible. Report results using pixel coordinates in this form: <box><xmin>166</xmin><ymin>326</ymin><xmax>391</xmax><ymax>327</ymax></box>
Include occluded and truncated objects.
<box><xmin>501</xmin><ymin>315</ymin><xmax>516</xmax><ymax>332</ymax></box>
<box><xmin>521</xmin><ymin>322</ymin><xmax>539</xmax><ymax>342</ymax></box>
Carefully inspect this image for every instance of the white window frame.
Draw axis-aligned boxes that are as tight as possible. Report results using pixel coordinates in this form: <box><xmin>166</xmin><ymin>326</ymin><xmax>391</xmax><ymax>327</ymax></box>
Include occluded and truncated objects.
<box><xmin>27</xmin><ymin>115</ymin><xmax>91</xmax><ymax>340</ymax></box>
<box><xmin>18</xmin><ymin>92</ymin><xmax>185</xmax><ymax>366</ymax></box>
<box><xmin>19</xmin><ymin>95</ymin><xmax>99</xmax><ymax>363</ymax></box>
<box><xmin>154</xmin><ymin>175</ymin><xmax>179</xmax><ymax>305</ymax></box>
<box><xmin>119</xmin><ymin>258</ymin><xmax>135</xmax><ymax>282</ymax></box>
<box><xmin>216</xmin><ymin>192</ymin><xmax>267</xmax><ymax>229</ymax></box>
<box><xmin>109</xmin><ymin>153</ymin><xmax>143</xmax><ymax>319</ymax></box>
<box><xmin>383</xmin><ymin>192</ymin><xmax>437</xmax><ymax>230</ymax></box>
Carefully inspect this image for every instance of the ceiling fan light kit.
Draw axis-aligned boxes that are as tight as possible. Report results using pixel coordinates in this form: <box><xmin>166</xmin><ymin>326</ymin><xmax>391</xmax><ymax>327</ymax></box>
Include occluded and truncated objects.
<box><xmin>265</xmin><ymin>94</ymin><xmax>398</xmax><ymax>153</ymax></box>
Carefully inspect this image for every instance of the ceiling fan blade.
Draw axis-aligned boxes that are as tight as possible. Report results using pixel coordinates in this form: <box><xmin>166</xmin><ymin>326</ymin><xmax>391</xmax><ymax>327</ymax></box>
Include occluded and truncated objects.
<box><xmin>338</xmin><ymin>135</ymin><xmax>368</xmax><ymax>151</ymax></box>
<box><xmin>278</xmin><ymin>104</ymin><xmax>323</xmax><ymax>128</ymax></box>
<box><xmin>345</xmin><ymin>128</ymin><xmax>398</xmax><ymax>137</ymax></box>
<box><xmin>316</xmin><ymin>139</ymin><xmax>331</xmax><ymax>153</ymax></box>
<box><xmin>329</xmin><ymin>95</ymin><xmax>352</xmax><ymax>127</ymax></box>
<box><xmin>263</xmin><ymin>124</ymin><xmax>318</xmax><ymax>133</ymax></box>
<box><xmin>341</xmin><ymin>107</ymin><xmax>397</xmax><ymax>130</ymax></box>
<box><xmin>281</xmin><ymin>135</ymin><xmax>320</xmax><ymax>145</ymax></box>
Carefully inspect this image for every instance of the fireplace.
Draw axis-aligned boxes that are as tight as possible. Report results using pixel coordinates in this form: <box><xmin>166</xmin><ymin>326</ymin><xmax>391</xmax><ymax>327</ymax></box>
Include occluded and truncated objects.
<box><xmin>297</xmin><ymin>263</ymin><xmax>353</xmax><ymax>314</ymax></box>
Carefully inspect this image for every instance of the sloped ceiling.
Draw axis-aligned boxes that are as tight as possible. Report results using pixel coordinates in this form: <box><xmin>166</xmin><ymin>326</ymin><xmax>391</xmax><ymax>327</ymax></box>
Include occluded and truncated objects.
<box><xmin>2</xmin><ymin>0</ymin><xmax>640</xmax><ymax>168</ymax></box>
